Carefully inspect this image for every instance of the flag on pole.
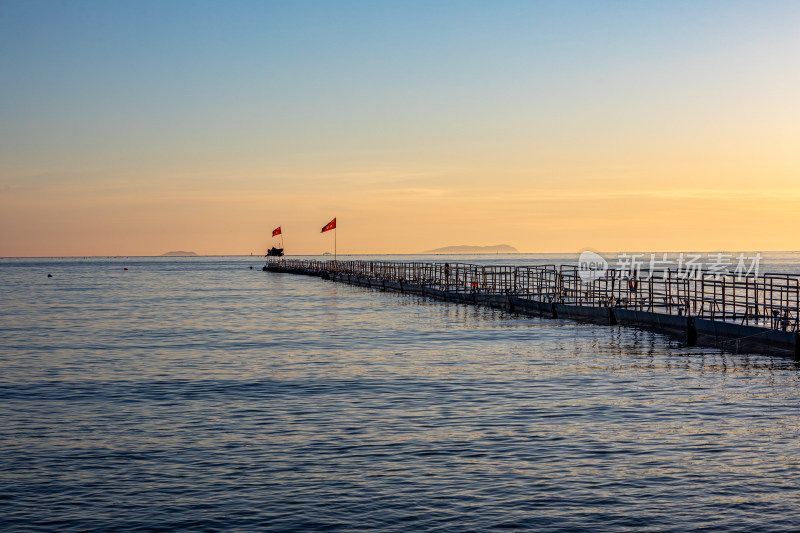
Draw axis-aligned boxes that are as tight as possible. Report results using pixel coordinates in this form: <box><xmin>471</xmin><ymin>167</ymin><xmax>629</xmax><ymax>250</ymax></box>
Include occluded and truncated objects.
<box><xmin>321</xmin><ymin>218</ymin><xmax>336</xmax><ymax>233</ymax></box>
<box><xmin>272</xmin><ymin>227</ymin><xmax>281</xmax><ymax>237</ymax></box>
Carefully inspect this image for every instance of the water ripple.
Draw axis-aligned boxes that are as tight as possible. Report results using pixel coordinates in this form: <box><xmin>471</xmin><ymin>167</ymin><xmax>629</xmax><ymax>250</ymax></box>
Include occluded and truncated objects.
<box><xmin>2</xmin><ymin>257</ymin><xmax>800</xmax><ymax>531</ymax></box>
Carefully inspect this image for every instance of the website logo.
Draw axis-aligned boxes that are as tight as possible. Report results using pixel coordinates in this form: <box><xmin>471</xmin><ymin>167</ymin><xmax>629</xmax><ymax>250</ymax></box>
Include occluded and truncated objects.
<box><xmin>578</xmin><ymin>250</ymin><xmax>608</xmax><ymax>282</ymax></box>
<box><xmin>576</xmin><ymin>251</ymin><xmax>762</xmax><ymax>281</ymax></box>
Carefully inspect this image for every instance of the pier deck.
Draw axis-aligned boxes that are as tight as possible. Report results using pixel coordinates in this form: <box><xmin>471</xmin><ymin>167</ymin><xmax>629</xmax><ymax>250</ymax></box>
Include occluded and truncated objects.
<box><xmin>265</xmin><ymin>260</ymin><xmax>800</xmax><ymax>358</ymax></box>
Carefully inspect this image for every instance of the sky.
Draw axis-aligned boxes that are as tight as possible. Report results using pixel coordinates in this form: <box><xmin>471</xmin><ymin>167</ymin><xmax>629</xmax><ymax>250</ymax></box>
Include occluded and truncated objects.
<box><xmin>1</xmin><ymin>0</ymin><xmax>799</xmax><ymax>256</ymax></box>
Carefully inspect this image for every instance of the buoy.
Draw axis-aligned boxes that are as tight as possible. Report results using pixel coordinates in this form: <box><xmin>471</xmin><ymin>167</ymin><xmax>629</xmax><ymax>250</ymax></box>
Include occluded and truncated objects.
<box><xmin>47</xmin><ymin>274</ymin><xmax>52</xmax><ymax>278</ymax></box>
<box><xmin>124</xmin><ymin>267</ymin><xmax>128</xmax><ymax>271</ymax></box>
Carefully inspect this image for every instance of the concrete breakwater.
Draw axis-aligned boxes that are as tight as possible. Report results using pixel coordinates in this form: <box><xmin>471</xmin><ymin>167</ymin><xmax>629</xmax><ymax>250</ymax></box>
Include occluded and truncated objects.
<box><xmin>265</xmin><ymin>259</ymin><xmax>800</xmax><ymax>358</ymax></box>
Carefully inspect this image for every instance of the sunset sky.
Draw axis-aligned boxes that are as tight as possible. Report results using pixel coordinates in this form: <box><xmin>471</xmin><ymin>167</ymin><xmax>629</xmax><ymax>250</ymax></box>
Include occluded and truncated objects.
<box><xmin>2</xmin><ymin>0</ymin><xmax>799</xmax><ymax>256</ymax></box>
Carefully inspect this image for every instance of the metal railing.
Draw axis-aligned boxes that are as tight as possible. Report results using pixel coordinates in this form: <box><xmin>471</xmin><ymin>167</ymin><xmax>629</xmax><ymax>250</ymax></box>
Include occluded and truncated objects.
<box><xmin>266</xmin><ymin>259</ymin><xmax>800</xmax><ymax>332</ymax></box>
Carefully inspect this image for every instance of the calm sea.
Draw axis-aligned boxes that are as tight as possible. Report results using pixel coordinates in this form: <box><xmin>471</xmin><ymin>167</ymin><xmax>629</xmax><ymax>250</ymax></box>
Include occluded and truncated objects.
<box><xmin>3</xmin><ymin>254</ymin><xmax>800</xmax><ymax>532</ymax></box>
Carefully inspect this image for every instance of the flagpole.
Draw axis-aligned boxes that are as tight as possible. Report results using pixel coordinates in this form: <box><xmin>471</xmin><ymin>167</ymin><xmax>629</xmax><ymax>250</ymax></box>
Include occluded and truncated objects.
<box><xmin>321</xmin><ymin>218</ymin><xmax>336</xmax><ymax>263</ymax></box>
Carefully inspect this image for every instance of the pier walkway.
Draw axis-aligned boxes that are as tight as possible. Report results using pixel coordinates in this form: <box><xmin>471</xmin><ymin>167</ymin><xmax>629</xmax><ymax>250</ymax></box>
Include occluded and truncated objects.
<box><xmin>265</xmin><ymin>259</ymin><xmax>800</xmax><ymax>358</ymax></box>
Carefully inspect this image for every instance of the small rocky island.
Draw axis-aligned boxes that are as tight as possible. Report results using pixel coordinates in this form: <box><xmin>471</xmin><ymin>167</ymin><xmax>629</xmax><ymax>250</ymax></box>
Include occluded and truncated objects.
<box><xmin>425</xmin><ymin>244</ymin><xmax>518</xmax><ymax>254</ymax></box>
<box><xmin>161</xmin><ymin>251</ymin><xmax>198</xmax><ymax>256</ymax></box>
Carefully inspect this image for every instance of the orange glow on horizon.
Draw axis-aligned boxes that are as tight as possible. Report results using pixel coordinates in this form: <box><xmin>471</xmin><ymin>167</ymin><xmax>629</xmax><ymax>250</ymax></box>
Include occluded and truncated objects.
<box><xmin>2</xmin><ymin>3</ymin><xmax>800</xmax><ymax>257</ymax></box>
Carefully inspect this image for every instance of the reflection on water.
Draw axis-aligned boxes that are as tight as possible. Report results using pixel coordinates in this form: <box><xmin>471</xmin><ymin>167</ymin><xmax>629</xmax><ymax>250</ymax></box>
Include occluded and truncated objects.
<box><xmin>2</xmin><ymin>256</ymin><xmax>800</xmax><ymax>531</ymax></box>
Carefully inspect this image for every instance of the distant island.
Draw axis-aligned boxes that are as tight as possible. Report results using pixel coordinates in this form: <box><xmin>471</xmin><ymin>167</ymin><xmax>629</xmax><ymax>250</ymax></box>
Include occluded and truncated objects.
<box><xmin>425</xmin><ymin>244</ymin><xmax>518</xmax><ymax>254</ymax></box>
<box><xmin>161</xmin><ymin>251</ymin><xmax>198</xmax><ymax>256</ymax></box>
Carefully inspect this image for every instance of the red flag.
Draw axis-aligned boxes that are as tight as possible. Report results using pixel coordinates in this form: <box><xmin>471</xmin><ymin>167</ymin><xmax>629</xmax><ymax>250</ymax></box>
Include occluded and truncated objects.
<box><xmin>321</xmin><ymin>218</ymin><xmax>336</xmax><ymax>233</ymax></box>
<box><xmin>272</xmin><ymin>226</ymin><xmax>281</xmax><ymax>237</ymax></box>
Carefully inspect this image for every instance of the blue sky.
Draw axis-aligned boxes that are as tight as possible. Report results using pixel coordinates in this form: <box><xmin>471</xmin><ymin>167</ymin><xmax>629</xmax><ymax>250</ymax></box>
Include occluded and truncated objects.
<box><xmin>2</xmin><ymin>1</ymin><xmax>799</xmax><ymax>255</ymax></box>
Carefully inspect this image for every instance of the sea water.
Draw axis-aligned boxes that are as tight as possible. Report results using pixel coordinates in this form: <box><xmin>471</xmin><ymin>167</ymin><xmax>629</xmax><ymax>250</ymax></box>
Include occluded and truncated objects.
<box><xmin>2</xmin><ymin>255</ymin><xmax>800</xmax><ymax>531</ymax></box>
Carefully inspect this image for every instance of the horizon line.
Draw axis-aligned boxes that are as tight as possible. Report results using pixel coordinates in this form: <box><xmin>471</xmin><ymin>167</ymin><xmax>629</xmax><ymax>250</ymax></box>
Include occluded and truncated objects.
<box><xmin>3</xmin><ymin>250</ymin><xmax>800</xmax><ymax>260</ymax></box>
